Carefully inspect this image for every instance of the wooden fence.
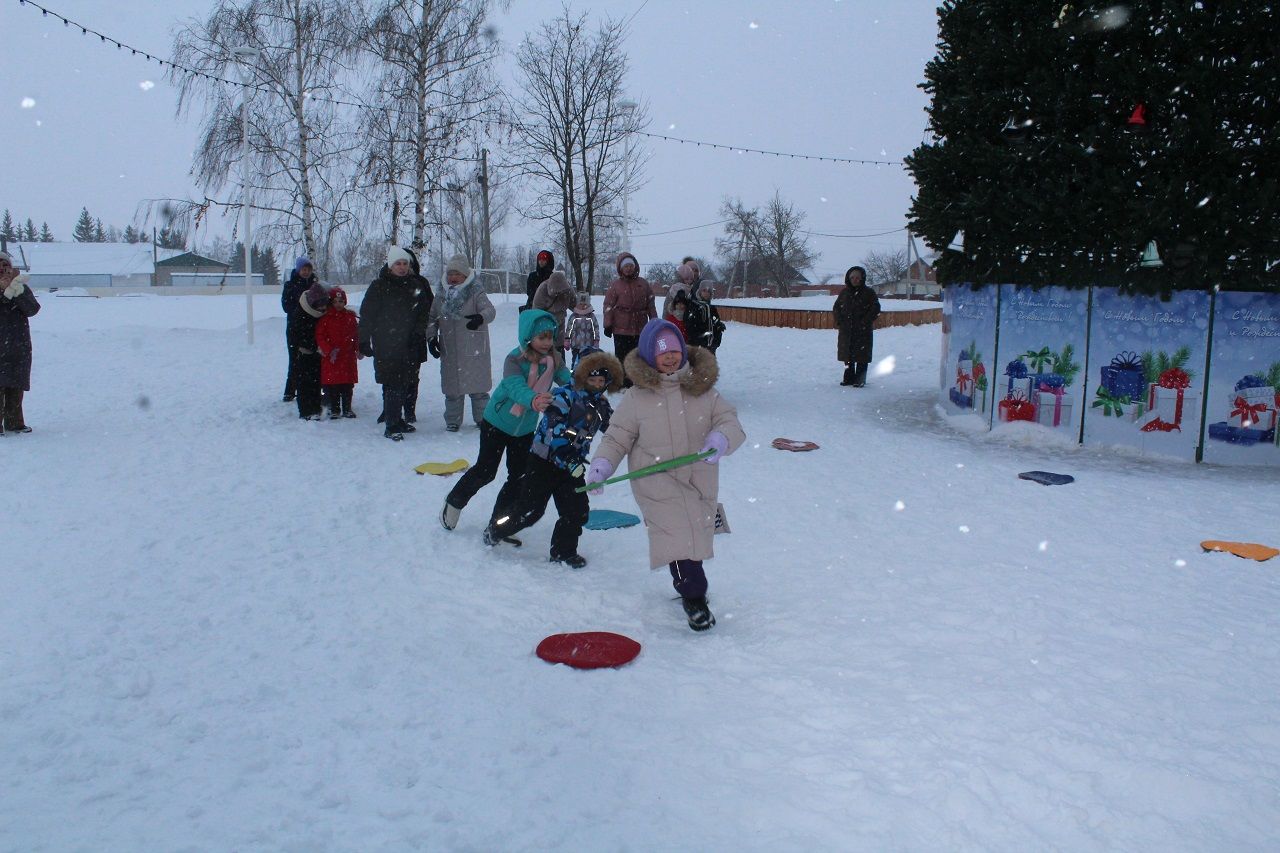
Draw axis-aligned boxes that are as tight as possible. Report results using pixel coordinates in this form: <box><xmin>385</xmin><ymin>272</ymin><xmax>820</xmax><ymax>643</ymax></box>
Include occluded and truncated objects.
<box><xmin>715</xmin><ymin>304</ymin><xmax>942</xmax><ymax>330</ymax></box>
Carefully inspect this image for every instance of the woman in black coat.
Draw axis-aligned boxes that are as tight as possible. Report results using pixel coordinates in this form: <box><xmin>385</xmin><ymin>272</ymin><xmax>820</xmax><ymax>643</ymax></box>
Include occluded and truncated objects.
<box><xmin>833</xmin><ymin>265</ymin><xmax>881</xmax><ymax>387</ymax></box>
<box><xmin>359</xmin><ymin>247</ymin><xmax>432</xmax><ymax>440</ymax></box>
<box><xmin>0</xmin><ymin>252</ymin><xmax>42</xmax><ymax>434</ymax></box>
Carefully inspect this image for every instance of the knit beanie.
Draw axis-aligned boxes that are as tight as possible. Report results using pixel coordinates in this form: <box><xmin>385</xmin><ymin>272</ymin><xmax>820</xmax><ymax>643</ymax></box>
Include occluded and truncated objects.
<box><xmin>638</xmin><ymin>318</ymin><xmax>687</xmax><ymax>369</ymax></box>
<box><xmin>387</xmin><ymin>246</ymin><xmax>413</xmax><ymax>267</ymax></box>
<box><xmin>676</xmin><ymin>263</ymin><xmax>697</xmax><ymax>285</ymax></box>
<box><xmin>305</xmin><ymin>281</ymin><xmax>331</xmax><ymax>310</ymax></box>
<box><xmin>295</xmin><ymin>256</ymin><xmax>313</xmax><ymax>273</ymax></box>
<box><xmin>537</xmin><ymin>250</ymin><xmax>553</xmax><ymax>266</ymax></box>
<box><xmin>328</xmin><ymin>286</ymin><xmax>347</xmax><ymax>306</ymax></box>
<box><xmin>446</xmin><ymin>253</ymin><xmax>472</xmax><ymax>277</ymax></box>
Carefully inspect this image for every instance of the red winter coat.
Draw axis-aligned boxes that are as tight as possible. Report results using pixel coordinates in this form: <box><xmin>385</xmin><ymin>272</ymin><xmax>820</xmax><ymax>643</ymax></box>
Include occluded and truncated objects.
<box><xmin>316</xmin><ymin>306</ymin><xmax>360</xmax><ymax>385</ymax></box>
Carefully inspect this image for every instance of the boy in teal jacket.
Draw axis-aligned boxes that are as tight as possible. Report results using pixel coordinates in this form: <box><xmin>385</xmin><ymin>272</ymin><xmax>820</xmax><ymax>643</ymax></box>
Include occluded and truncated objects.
<box><xmin>441</xmin><ymin>309</ymin><xmax>572</xmax><ymax>533</ymax></box>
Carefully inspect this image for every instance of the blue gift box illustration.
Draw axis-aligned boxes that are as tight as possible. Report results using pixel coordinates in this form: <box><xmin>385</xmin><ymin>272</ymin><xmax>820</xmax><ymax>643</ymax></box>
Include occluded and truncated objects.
<box><xmin>1100</xmin><ymin>351</ymin><xmax>1147</xmax><ymax>404</ymax></box>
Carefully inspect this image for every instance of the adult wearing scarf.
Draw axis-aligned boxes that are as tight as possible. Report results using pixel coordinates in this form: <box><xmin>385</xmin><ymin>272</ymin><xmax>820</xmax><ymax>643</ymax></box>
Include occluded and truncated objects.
<box><xmin>427</xmin><ymin>254</ymin><xmax>496</xmax><ymax>431</ymax></box>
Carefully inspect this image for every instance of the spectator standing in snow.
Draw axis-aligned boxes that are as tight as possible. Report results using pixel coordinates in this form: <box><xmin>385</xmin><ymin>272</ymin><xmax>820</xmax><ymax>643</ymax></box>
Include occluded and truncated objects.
<box><xmin>833</xmin><ymin>265</ymin><xmax>881</xmax><ymax>387</ymax></box>
<box><xmin>440</xmin><ymin>309</ymin><xmax>570</xmax><ymax>534</ymax></box>
<box><xmin>400</xmin><ymin>248</ymin><xmax>434</xmax><ymax>425</ymax></box>
<box><xmin>314</xmin><ymin>286</ymin><xmax>360</xmax><ymax>418</ymax></box>
<box><xmin>664</xmin><ymin>290</ymin><xmax>689</xmax><ymax>341</ymax></box>
<box><xmin>281</xmin><ymin>257</ymin><xmax>317</xmax><ymax>402</ymax></box>
<box><xmin>0</xmin><ymin>251</ymin><xmax>40</xmax><ymax>435</ymax></box>
<box><xmin>426</xmin><ymin>254</ymin><xmax>495</xmax><ymax>432</ymax></box>
<box><xmin>359</xmin><ymin>247</ymin><xmax>432</xmax><ymax>440</ymax></box>
<box><xmin>662</xmin><ymin>257</ymin><xmax>699</xmax><ymax>319</ymax></box>
<box><xmin>564</xmin><ymin>292</ymin><xmax>601</xmax><ymax>368</ymax></box>
<box><xmin>288</xmin><ymin>282</ymin><xmax>330</xmax><ymax>420</ymax></box>
<box><xmin>602</xmin><ymin>251</ymin><xmax>655</xmax><ymax>387</ymax></box>
<box><xmin>585</xmin><ymin>318</ymin><xmax>745</xmax><ymax>632</ymax></box>
<box><xmin>685</xmin><ymin>277</ymin><xmax>725</xmax><ymax>354</ymax></box>
<box><xmin>532</xmin><ymin>269</ymin><xmax>575</xmax><ymax>344</ymax></box>
<box><xmin>523</xmin><ymin>249</ymin><xmax>555</xmax><ymax>312</ymax></box>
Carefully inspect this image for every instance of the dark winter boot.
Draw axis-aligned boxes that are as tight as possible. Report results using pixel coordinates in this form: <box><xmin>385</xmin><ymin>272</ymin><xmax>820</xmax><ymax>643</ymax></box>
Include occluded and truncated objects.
<box><xmin>852</xmin><ymin>363</ymin><xmax>868</xmax><ymax>387</ymax></box>
<box><xmin>551</xmin><ymin>553</ymin><xmax>588</xmax><ymax>569</ymax></box>
<box><xmin>841</xmin><ymin>364</ymin><xmax>856</xmax><ymax>386</ymax></box>
<box><xmin>681</xmin><ymin>597</ymin><xmax>716</xmax><ymax>632</ymax></box>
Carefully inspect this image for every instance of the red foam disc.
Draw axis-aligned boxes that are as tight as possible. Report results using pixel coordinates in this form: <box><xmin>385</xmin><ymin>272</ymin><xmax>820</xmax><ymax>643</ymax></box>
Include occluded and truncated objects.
<box><xmin>536</xmin><ymin>631</ymin><xmax>642</xmax><ymax>669</ymax></box>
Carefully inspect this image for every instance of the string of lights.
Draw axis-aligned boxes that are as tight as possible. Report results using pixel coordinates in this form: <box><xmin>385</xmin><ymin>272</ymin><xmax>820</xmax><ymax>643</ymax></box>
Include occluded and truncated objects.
<box><xmin>632</xmin><ymin>131</ymin><xmax>903</xmax><ymax>167</ymax></box>
<box><xmin>17</xmin><ymin>0</ymin><xmax>907</xmax><ymax>168</ymax></box>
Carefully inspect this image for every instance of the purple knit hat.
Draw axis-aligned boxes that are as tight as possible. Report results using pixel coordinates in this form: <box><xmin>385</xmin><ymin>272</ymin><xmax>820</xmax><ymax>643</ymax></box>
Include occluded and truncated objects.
<box><xmin>637</xmin><ymin>318</ymin><xmax>687</xmax><ymax>369</ymax></box>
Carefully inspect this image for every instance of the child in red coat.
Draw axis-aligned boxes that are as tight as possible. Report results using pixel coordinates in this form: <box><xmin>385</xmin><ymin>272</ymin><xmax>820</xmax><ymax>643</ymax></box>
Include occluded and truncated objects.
<box><xmin>664</xmin><ymin>291</ymin><xmax>689</xmax><ymax>341</ymax></box>
<box><xmin>315</xmin><ymin>286</ymin><xmax>360</xmax><ymax>418</ymax></box>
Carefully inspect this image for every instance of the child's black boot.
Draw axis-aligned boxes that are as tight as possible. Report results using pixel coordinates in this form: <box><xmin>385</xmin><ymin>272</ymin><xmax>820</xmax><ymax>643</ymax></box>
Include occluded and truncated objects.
<box><xmin>681</xmin><ymin>597</ymin><xmax>716</xmax><ymax>632</ymax></box>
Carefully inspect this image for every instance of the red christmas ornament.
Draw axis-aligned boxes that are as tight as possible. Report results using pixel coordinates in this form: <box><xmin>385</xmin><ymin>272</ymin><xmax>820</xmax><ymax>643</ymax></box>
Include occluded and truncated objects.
<box><xmin>1125</xmin><ymin>103</ymin><xmax>1148</xmax><ymax>130</ymax></box>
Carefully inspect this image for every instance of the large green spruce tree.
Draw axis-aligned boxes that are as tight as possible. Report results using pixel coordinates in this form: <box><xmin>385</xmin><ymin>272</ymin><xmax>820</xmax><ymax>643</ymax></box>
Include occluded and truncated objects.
<box><xmin>907</xmin><ymin>1</ymin><xmax>1279</xmax><ymax>294</ymax></box>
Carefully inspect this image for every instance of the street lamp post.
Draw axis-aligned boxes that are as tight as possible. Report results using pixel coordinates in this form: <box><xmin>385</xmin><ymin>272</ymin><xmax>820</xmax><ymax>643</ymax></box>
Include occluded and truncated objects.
<box><xmin>232</xmin><ymin>46</ymin><xmax>260</xmax><ymax>345</ymax></box>
<box><xmin>618</xmin><ymin>100</ymin><xmax>637</xmax><ymax>255</ymax></box>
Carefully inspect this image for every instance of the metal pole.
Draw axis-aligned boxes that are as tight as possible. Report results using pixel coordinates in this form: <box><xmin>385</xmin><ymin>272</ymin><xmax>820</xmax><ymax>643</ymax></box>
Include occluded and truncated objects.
<box><xmin>233</xmin><ymin>47</ymin><xmax>260</xmax><ymax>345</ymax></box>
<box><xmin>242</xmin><ymin>91</ymin><xmax>254</xmax><ymax>344</ymax></box>
<box><xmin>480</xmin><ymin>148</ymin><xmax>492</xmax><ymax>272</ymax></box>
<box><xmin>619</xmin><ymin>100</ymin><xmax>637</xmax><ymax>255</ymax></box>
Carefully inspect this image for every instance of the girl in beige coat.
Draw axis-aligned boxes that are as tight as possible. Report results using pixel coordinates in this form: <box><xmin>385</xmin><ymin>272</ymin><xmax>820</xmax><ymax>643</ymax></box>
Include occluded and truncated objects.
<box><xmin>586</xmin><ymin>318</ymin><xmax>745</xmax><ymax>631</ymax></box>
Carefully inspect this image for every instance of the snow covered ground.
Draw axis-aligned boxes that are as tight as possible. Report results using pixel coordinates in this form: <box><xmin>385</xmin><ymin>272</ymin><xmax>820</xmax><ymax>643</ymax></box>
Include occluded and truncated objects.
<box><xmin>4</xmin><ymin>293</ymin><xmax>1279</xmax><ymax>851</ymax></box>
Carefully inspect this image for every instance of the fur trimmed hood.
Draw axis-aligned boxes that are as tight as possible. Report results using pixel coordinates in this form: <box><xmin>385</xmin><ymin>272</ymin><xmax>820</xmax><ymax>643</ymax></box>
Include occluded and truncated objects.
<box><xmin>573</xmin><ymin>349</ymin><xmax>624</xmax><ymax>393</ymax></box>
<box><xmin>623</xmin><ymin>345</ymin><xmax>719</xmax><ymax>396</ymax></box>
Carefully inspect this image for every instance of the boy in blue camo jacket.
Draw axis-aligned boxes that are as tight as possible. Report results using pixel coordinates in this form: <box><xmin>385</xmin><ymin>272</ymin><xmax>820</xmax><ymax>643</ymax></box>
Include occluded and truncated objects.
<box><xmin>484</xmin><ymin>347</ymin><xmax>623</xmax><ymax>567</ymax></box>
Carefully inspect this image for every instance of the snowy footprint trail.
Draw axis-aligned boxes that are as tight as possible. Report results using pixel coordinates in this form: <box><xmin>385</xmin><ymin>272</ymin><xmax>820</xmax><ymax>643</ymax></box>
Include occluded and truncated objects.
<box><xmin>3</xmin><ymin>295</ymin><xmax>1278</xmax><ymax>850</ymax></box>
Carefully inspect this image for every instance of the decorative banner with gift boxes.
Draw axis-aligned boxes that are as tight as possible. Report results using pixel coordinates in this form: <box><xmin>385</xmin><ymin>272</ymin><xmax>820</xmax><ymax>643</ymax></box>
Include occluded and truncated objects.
<box><xmin>1082</xmin><ymin>289</ymin><xmax>1211</xmax><ymax>461</ymax></box>
<box><xmin>1201</xmin><ymin>291</ymin><xmax>1280</xmax><ymax>467</ymax></box>
<box><xmin>940</xmin><ymin>284</ymin><xmax>998</xmax><ymax>418</ymax></box>
<box><xmin>992</xmin><ymin>285</ymin><xmax>1089</xmax><ymax>435</ymax></box>
<box><xmin>939</xmin><ymin>285</ymin><xmax>1280</xmax><ymax>468</ymax></box>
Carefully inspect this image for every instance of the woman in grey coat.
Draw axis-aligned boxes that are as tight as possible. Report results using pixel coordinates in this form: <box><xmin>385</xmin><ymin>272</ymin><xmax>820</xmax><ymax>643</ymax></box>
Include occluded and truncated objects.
<box><xmin>427</xmin><ymin>254</ymin><xmax>496</xmax><ymax>431</ymax></box>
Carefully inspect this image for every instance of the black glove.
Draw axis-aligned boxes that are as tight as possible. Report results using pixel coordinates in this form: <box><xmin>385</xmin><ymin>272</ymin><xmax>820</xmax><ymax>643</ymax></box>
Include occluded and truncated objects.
<box><xmin>603</xmin><ymin>326</ymin><xmax>613</xmax><ymax>338</ymax></box>
<box><xmin>465</xmin><ymin>313</ymin><xmax>484</xmax><ymax>331</ymax></box>
<box><xmin>428</xmin><ymin>337</ymin><xmax>442</xmax><ymax>358</ymax></box>
<box><xmin>359</xmin><ymin>341</ymin><xmax>374</xmax><ymax>358</ymax></box>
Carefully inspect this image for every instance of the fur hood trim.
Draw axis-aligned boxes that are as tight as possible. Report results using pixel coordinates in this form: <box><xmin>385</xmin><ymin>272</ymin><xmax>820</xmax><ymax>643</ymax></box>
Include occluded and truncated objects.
<box><xmin>299</xmin><ymin>290</ymin><xmax>326</xmax><ymax>319</ymax></box>
<box><xmin>573</xmin><ymin>350</ymin><xmax>624</xmax><ymax>393</ymax></box>
<box><xmin>623</xmin><ymin>345</ymin><xmax>718</xmax><ymax>396</ymax></box>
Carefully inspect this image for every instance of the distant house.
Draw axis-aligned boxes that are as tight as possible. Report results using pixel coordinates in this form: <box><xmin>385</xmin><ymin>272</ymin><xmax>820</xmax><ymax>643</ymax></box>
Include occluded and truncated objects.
<box><xmin>873</xmin><ymin>252</ymin><xmax>942</xmax><ymax>299</ymax></box>
<box><xmin>5</xmin><ymin>240</ymin><xmax>185</xmax><ymax>288</ymax></box>
<box><xmin>153</xmin><ymin>252</ymin><xmax>248</xmax><ymax>287</ymax></box>
<box><xmin>723</xmin><ymin>258</ymin><xmax>811</xmax><ymax>297</ymax></box>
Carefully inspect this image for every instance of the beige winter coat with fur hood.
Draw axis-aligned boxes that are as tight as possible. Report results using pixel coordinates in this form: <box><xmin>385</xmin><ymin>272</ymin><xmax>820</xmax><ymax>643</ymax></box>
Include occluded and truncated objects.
<box><xmin>593</xmin><ymin>346</ymin><xmax>745</xmax><ymax>568</ymax></box>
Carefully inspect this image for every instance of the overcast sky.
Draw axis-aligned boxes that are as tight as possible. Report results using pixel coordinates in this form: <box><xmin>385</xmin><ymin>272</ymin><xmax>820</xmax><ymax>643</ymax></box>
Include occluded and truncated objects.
<box><xmin>4</xmin><ymin>0</ymin><xmax>940</xmax><ymax>279</ymax></box>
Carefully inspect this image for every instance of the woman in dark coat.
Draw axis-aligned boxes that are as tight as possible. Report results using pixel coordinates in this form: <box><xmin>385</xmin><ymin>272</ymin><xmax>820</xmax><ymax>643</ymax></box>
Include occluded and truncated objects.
<box><xmin>833</xmin><ymin>265</ymin><xmax>881</xmax><ymax>387</ymax></box>
<box><xmin>359</xmin><ymin>247</ymin><xmax>432</xmax><ymax>440</ymax></box>
<box><xmin>522</xmin><ymin>249</ymin><xmax>554</xmax><ymax>312</ymax></box>
<box><xmin>281</xmin><ymin>257</ymin><xmax>317</xmax><ymax>401</ymax></box>
<box><xmin>0</xmin><ymin>253</ymin><xmax>40</xmax><ymax>434</ymax></box>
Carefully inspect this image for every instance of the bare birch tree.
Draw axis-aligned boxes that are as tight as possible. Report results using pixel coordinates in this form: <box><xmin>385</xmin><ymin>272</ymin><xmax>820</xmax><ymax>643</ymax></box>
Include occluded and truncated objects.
<box><xmin>359</xmin><ymin>0</ymin><xmax>500</xmax><ymax>251</ymax></box>
<box><xmin>714</xmin><ymin>193</ymin><xmax>819</xmax><ymax>296</ymax></box>
<box><xmin>507</xmin><ymin>7</ymin><xmax>647</xmax><ymax>290</ymax></box>
<box><xmin>171</xmin><ymin>0</ymin><xmax>361</xmax><ymax>270</ymax></box>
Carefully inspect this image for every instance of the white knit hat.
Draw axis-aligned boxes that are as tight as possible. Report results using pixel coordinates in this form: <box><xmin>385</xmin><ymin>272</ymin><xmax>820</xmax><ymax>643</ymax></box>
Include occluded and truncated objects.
<box><xmin>446</xmin><ymin>253</ymin><xmax>472</xmax><ymax>276</ymax></box>
<box><xmin>387</xmin><ymin>246</ymin><xmax>413</xmax><ymax>267</ymax></box>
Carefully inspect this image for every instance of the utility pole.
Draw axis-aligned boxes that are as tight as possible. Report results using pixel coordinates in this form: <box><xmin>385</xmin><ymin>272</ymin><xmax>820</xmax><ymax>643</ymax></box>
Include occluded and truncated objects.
<box><xmin>479</xmin><ymin>148</ymin><xmax>492</xmax><ymax>272</ymax></box>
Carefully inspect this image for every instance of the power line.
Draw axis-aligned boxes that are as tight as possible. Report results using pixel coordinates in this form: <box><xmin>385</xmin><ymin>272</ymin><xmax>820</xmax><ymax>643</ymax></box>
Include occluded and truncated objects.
<box><xmin>803</xmin><ymin>227</ymin><xmax>907</xmax><ymax>239</ymax></box>
<box><xmin>631</xmin><ymin>219</ymin><xmax>730</xmax><ymax>238</ymax></box>
<box><xmin>634</xmin><ymin>131</ymin><xmax>903</xmax><ymax>166</ymax></box>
